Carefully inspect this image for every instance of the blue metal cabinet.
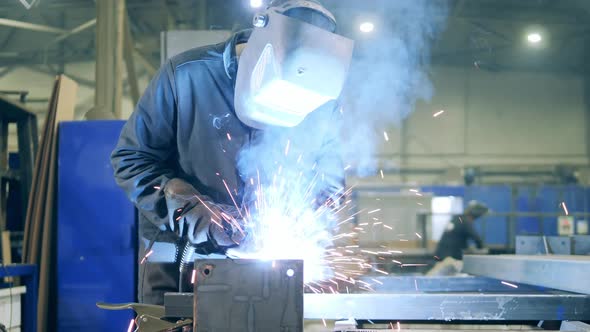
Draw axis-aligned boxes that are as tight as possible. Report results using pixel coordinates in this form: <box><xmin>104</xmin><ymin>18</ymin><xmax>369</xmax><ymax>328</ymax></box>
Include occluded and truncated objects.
<box><xmin>57</xmin><ymin>120</ymin><xmax>134</xmax><ymax>331</ymax></box>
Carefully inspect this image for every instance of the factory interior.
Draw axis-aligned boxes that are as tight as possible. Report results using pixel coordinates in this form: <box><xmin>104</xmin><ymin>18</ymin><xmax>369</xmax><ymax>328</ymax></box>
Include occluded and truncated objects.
<box><xmin>0</xmin><ymin>0</ymin><xmax>589</xmax><ymax>331</ymax></box>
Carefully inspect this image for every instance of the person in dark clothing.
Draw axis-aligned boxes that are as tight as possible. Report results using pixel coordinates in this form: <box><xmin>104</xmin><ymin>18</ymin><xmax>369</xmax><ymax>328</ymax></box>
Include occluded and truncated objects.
<box><xmin>428</xmin><ymin>201</ymin><xmax>488</xmax><ymax>276</ymax></box>
<box><xmin>110</xmin><ymin>0</ymin><xmax>353</xmax><ymax>305</ymax></box>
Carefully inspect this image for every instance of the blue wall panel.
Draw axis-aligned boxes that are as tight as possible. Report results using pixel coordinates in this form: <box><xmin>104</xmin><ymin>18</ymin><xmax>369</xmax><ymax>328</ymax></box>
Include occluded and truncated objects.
<box><xmin>57</xmin><ymin>120</ymin><xmax>134</xmax><ymax>331</ymax></box>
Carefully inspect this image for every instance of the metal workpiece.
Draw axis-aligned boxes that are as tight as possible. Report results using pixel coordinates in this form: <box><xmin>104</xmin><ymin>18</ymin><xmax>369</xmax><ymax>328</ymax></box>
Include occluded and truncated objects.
<box><xmin>304</xmin><ymin>292</ymin><xmax>590</xmax><ymax>321</ymax></box>
<box><xmin>463</xmin><ymin>255</ymin><xmax>590</xmax><ymax>294</ymax></box>
<box><xmin>358</xmin><ymin>276</ymin><xmax>548</xmax><ymax>293</ymax></box>
<box><xmin>194</xmin><ymin>259</ymin><xmax>304</xmax><ymax>332</ymax></box>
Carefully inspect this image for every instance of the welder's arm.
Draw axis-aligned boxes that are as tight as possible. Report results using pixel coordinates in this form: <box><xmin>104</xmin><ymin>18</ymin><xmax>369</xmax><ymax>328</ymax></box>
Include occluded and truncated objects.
<box><xmin>465</xmin><ymin>222</ymin><xmax>484</xmax><ymax>249</ymax></box>
<box><xmin>110</xmin><ymin>61</ymin><xmax>180</xmax><ymax>228</ymax></box>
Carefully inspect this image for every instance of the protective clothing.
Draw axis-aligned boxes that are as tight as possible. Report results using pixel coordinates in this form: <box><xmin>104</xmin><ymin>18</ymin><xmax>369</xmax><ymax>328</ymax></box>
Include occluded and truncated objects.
<box><xmin>434</xmin><ymin>204</ymin><xmax>488</xmax><ymax>260</ymax></box>
<box><xmin>234</xmin><ymin>0</ymin><xmax>354</xmax><ymax>129</ymax></box>
<box><xmin>111</xmin><ymin>29</ymin><xmax>344</xmax><ymax>304</ymax></box>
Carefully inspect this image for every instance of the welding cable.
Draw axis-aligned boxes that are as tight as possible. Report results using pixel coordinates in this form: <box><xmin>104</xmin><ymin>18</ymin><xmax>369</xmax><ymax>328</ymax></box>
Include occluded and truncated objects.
<box><xmin>177</xmin><ymin>239</ymin><xmax>194</xmax><ymax>293</ymax></box>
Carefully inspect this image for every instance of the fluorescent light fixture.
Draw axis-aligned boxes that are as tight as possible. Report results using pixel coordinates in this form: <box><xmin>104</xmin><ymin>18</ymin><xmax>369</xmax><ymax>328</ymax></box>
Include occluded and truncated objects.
<box><xmin>527</xmin><ymin>33</ymin><xmax>542</xmax><ymax>44</ymax></box>
<box><xmin>359</xmin><ymin>22</ymin><xmax>375</xmax><ymax>33</ymax></box>
<box><xmin>250</xmin><ymin>0</ymin><xmax>263</xmax><ymax>8</ymax></box>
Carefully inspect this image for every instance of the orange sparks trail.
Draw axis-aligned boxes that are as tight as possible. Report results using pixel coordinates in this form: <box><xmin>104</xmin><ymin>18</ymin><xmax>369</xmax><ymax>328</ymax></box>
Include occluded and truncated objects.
<box><xmin>561</xmin><ymin>202</ymin><xmax>569</xmax><ymax>215</ymax></box>
<box><xmin>127</xmin><ymin>319</ymin><xmax>135</xmax><ymax>332</ymax></box>
<box><xmin>433</xmin><ymin>110</ymin><xmax>445</xmax><ymax>117</ymax></box>
<box><xmin>502</xmin><ymin>281</ymin><xmax>518</xmax><ymax>288</ymax></box>
<box><xmin>140</xmin><ymin>250</ymin><xmax>153</xmax><ymax>264</ymax></box>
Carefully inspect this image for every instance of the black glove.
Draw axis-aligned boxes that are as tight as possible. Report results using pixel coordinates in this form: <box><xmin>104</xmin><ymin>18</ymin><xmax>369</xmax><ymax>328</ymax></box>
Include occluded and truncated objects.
<box><xmin>164</xmin><ymin>178</ymin><xmax>246</xmax><ymax>248</ymax></box>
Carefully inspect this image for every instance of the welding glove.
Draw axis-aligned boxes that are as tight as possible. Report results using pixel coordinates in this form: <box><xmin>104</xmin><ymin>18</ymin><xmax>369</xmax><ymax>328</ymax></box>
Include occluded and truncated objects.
<box><xmin>164</xmin><ymin>178</ymin><xmax>247</xmax><ymax>250</ymax></box>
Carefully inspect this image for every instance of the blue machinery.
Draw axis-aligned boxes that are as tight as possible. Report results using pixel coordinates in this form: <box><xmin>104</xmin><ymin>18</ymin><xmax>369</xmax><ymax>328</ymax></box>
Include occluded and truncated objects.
<box><xmin>54</xmin><ymin>120</ymin><xmax>590</xmax><ymax>328</ymax></box>
<box><xmin>57</xmin><ymin>121</ymin><xmax>135</xmax><ymax>331</ymax></box>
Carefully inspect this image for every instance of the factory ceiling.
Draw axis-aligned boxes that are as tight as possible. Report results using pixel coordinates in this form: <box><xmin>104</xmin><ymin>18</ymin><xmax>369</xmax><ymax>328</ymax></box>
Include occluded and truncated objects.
<box><xmin>0</xmin><ymin>0</ymin><xmax>588</xmax><ymax>76</ymax></box>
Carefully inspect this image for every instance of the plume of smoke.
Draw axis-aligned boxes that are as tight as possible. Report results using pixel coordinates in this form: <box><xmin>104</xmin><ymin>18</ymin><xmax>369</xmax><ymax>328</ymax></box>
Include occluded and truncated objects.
<box><xmin>341</xmin><ymin>0</ymin><xmax>449</xmax><ymax>174</ymax></box>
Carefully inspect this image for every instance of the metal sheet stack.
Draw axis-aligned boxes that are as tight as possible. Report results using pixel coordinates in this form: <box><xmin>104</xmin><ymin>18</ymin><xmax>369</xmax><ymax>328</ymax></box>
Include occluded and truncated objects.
<box><xmin>22</xmin><ymin>75</ymin><xmax>77</xmax><ymax>331</ymax></box>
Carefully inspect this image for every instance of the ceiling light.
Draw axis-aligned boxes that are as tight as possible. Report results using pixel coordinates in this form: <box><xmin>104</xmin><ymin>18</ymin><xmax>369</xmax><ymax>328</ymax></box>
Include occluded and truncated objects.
<box><xmin>527</xmin><ymin>33</ymin><xmax>542</xmax><ymax>44</ymax></box>
<box><xmin>359</xmin><ymin>22</ymin><xmax>375</xmax><ymax>33</ymax></box>
<box><xmin>250</xmin><ymin>0</ymin><xmax>263</xmax><ymax>8</ymax></box>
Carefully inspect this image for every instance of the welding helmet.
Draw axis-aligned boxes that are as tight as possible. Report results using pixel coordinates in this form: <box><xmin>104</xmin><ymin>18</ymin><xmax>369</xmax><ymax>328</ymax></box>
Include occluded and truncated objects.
<box><xmin>234</xmin><ymin>0</ymin><xmax>354</xmax><ymax>129</ymax></box>
<box><xmin>465</xmin><ymin>201</ymin><xmax>489</xmax><ymax>220</ymax></box>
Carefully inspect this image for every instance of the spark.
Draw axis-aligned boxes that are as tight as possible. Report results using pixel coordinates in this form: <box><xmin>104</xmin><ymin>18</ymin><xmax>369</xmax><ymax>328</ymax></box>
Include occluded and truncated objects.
<box><xmin>561</xmin><ymin>202</ymin><xmax>569</xmax><ymax>215</ymax></box>
<box><xmin>297</xmin><ymin>154</ymin><xmax>303</xmax><ymax>164</ymax></box>
<box><xmin>284</xmin><ymin>139</ymin><xmax>291</xmax><ymax>156</ymax></box>
<box><xmin>361</xmin><ymin>250</ymin><xmax>379</xmax><ymax>255</ymax></box>
<box><xmin>415</xmin><ymin>232</ymin><xmax>422</xmax><ymax>239</ymax></box>
<box><xmin>322</xmin><ymin>319</ymin><xmax>327</xmax><ymax>327</ymax></box>
<box><xmin>392</xmin><ymin>260</ymin><xmax>402</xmax><ymax>265</ymax></box>
<box><xmin>383</xmin><ymin>131</ymin><xmax>390</xmax><ymax>141</ymax></box>
<box><xmin>501</xmin><ymin>281</ymin><xmax>518</xmax><ymax>288</ymax></box>
<box><xmin>415</xmin><ymin>192</ymin><xmax>423</xmax><ymax>196</ymax></box>
<box><xmin>414</xmin><ymin>279</ymin><xmax>419</xmax><ymax>291</ymax></box>
<box><xmin>371</xmin><ymin>278</ymin><xmax>383</xmax><ymax>285</ymax></box>
<box><xmin>226</xmin><ymin>133</ymin><xmax>232</xmax><ymax>141</ymax></box>
<box><xmin>127</xmin><ymin>319</ymin><xmax>136</xmax><ymax>332</ymax></box>
<box><xmin>374</xmin><ymin>268</ymin><xmax>389</xmax><ymax>275</ymax></box>
<box><xmin>397</xmin><ymin>321</ymin><xmax>401</xmax><ymax>331</ymax></box>
<box><xmin>368</xmin><ymin>209</ymin><xmax>381</xmax><ymax>214</ymax></box>
<box><xmin>383</xmin><ymin>225</ymin><xmax>393</xmax><ymax>230</ymax></box>
<box><xmin>191</xmin><ymin>269</ymin><xmax>197</xmax><ymax>284</ymax></box>
<box><xmin>409</xmin><ymin>189</ymin><xmax>418</xmax><ymax>192</ymax></box>
<box><xmin>140</xmin><ymin>250</ymin><xmax>153</xmax><ymax>264</ymax></box>
<box><xmin>250</xmin><ymin>178</ymin><xmax>254</xmax><ymax>185</ymax></box>
<box><xmin>380</xmin><ymin>169</ymin><xmax>384</xmax><ymax>179</ymax></box>
<box><xmin>433</xmin><ymin>110</ymin><xmax>445</xmax><ymax>117</ymax></box>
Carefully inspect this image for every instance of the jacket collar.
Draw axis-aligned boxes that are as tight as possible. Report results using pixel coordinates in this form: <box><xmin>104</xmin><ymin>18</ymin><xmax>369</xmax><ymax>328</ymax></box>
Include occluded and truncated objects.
<box><xmin>223</xmin><ymin>29</ymin><xmax>253</xmax><ymax>82</ymax></box>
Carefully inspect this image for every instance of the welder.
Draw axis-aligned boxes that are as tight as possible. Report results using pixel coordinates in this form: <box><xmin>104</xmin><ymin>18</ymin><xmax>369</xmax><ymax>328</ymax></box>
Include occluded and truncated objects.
<box><xmin>427</xmin><ymin>201</ymin><xmax>489</xmax><ymax>276</ymax></box>
<box><xmin>111</xmin><ymin>0</ymin><xmax>353</xmax><ymax>305</ymax></box>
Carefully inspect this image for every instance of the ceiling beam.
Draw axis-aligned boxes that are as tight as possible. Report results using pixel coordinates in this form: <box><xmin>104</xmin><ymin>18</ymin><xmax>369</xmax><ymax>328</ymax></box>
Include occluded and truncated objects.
<box><xmin>0</xmin><ymin>18</ymin><xmax>66</xmax><ymax>34</ymax></box>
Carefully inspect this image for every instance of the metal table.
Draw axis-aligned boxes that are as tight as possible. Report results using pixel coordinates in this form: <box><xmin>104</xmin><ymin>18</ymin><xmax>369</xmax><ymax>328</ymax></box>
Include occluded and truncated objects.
<box><xmin>463</xmin><ymin>255</ymin><xmax>590</xmax><ymax>295</ymax></box>
<box><xmin>304</xmin><ymin>276</ymin><xmax>590</xmax><ymax>322</ymax></box>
